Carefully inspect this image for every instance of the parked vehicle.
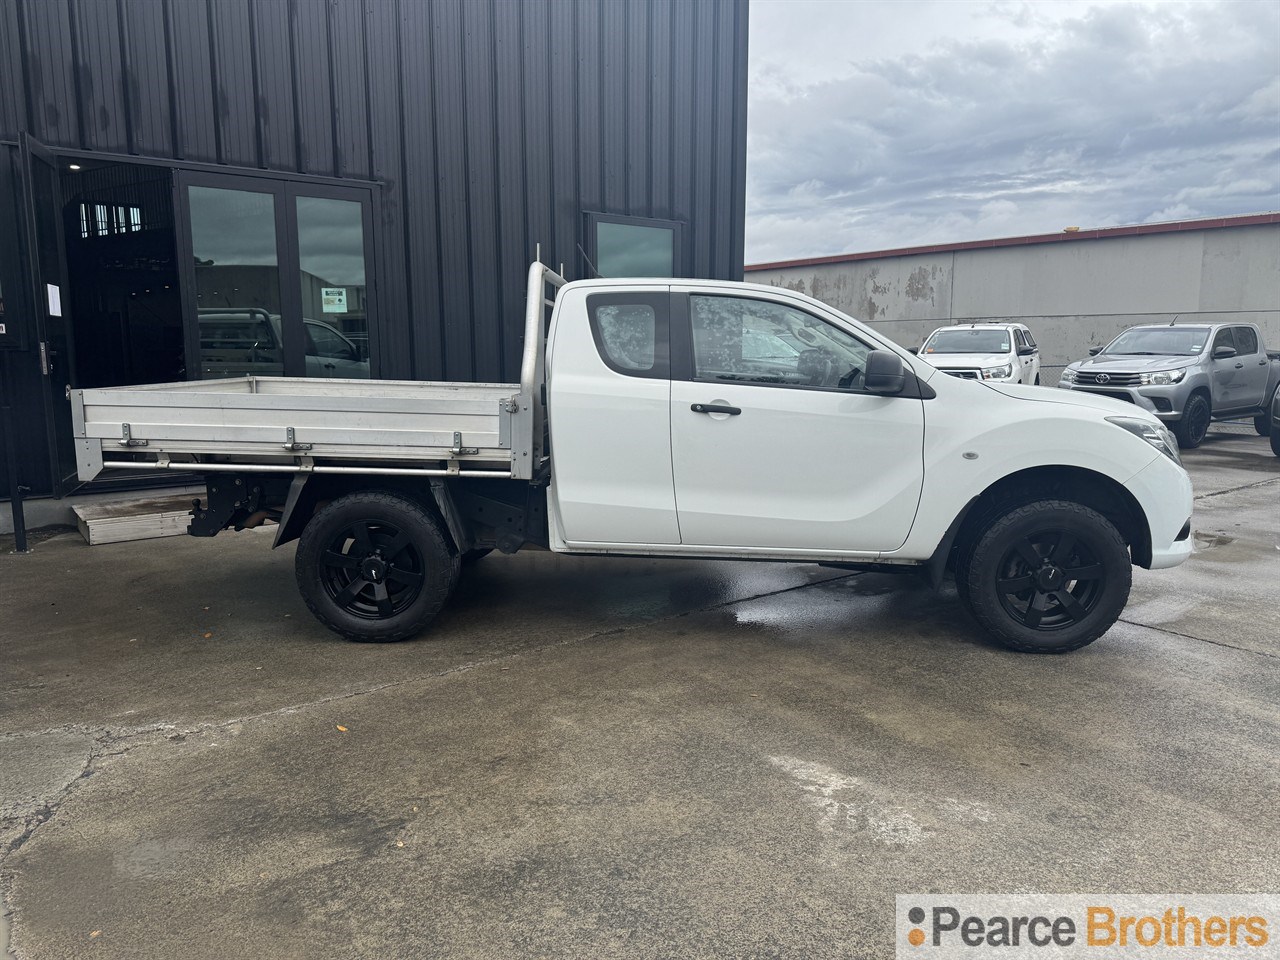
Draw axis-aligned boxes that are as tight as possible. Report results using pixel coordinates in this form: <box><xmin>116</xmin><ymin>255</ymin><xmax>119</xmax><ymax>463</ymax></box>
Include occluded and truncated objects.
<box><xmin>1059</xmin><ymin>322</ymin><xmax>1280</xmax><ymax>449</ymax></box>
<box><xmin>73</xmin><ymin>263</ymin><xmax>1193</xmax><ymax>654</ymax></box>
<box><xmin>913</xmin><ymin>323</ymin><xmax>1041</xmax><ymax>385</ymax></box>
<box><xmin>198</xmin><ymin>309</ymin><xmax>370</xmax><ymax>379</ymax></box>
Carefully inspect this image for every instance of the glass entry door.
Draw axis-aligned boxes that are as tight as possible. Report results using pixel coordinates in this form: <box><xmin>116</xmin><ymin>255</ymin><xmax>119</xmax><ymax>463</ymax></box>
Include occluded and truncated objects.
<box><xmin>176</xmin><ymin>173</ymin><xmax>376</xmax><ymax>381</ymax></box>
<box><xmin>18</xmin><ymin>134</ymin><xmax>81</xmax><ymax>495</ymax></box>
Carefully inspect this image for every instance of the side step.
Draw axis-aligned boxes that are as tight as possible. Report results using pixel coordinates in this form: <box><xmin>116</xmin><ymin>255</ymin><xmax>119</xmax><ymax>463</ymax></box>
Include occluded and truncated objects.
<box><xmin>73</xmin><ymin>494</ymin><xmax>196</xmax><ymax>545</ymax></box>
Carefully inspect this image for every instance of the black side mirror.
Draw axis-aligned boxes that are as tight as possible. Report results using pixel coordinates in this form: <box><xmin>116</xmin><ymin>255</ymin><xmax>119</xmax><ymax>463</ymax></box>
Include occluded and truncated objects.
<box><xmin>907</xmin><ymin>346</ymin><xmax>919</xmax><ymax>355</ymax></box>
<box><xmin>1017</xmin><ymin>346</ymin><xmax>1035</xmax><ymax>356</ymax></box>
<box><xmin>1213</xmin><ymin>345</ymin><xmax>1237</xmax><ymax>360</ymax></box>
<box><xmin>1088</xmin><ymin>346</ymin><xmax>1103</xmax><ymax>356</ymax></box>
<box><xmin>864</xmin><ymin>350</ymin><xmax>907</xmax><ymax>395</ymax></box>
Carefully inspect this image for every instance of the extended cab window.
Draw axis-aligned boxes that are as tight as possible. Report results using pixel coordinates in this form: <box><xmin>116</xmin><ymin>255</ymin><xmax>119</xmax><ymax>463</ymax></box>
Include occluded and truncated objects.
<box><xmin>689</xmin><ymin>295</ymin><xmax>872</xmax><ymax>390</ymax></box>
<box><xmin>586</xmin><ymin>292</ymin><xmax>669</xmax><ymax>379</ymax></box>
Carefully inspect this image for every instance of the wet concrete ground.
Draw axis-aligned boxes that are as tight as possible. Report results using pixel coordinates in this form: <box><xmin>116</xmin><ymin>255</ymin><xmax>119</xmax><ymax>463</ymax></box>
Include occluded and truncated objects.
<box><xmin>2</xmin><ymin>430</ymin><xmax>1278</xmax><ymax>959</ymax></box>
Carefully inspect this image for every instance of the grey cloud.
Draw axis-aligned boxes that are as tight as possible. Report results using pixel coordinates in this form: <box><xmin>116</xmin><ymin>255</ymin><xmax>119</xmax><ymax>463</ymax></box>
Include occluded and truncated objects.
<box><xmin>747</xmin><ymin>0</ymin><xmax>1280</xmax><ymax>262</ymax></box>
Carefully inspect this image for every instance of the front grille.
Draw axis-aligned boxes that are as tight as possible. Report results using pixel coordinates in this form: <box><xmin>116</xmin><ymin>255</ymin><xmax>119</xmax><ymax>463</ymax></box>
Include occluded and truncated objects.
<box><xmin>943</xmin><ymin>369</ymin><xmax>981</xmax><ymax>380</ymax></box>
<box><xmin>1078</xmin><ymin>371</ymin><xmax>1142</xmax><ymax>386</ymax></box>
<box><xmin>1078</xmin><ymin>389</ymin><xmax>1136</xmax><ymax>404</ymax></box>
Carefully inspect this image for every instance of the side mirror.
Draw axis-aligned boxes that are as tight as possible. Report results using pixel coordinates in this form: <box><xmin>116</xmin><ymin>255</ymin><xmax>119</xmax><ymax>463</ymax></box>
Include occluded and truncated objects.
<box><xmin>907</xmin><ymin>346</ymin><xmax>919</xmax><ymax>355</ymax></box>
<box><xmin>1088</xmin><ymin>346</ymin><xmax>1103</xmax><ymax>356</ymax></box>
<box><xmin>1213</xmin><ymin>345</ymin><xmax>1237</xmax><ymax>360</ymax></box>
<box><xmin>863</xmin><ymin>350</ymin><xmax>907</xmax><ymax>395</ymax></box>
<box><xmin>1017</xmin><ymin>345</ymin><xmax>1035</xmax><ymax>356</ymax></box>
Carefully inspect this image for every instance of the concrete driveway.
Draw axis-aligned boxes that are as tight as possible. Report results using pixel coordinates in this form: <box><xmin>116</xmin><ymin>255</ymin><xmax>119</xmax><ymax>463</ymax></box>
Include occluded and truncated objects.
<box><xmin>2</xmin><ymin>430</ymin><xmax>1278</xmax><ymax>959</ymax></box>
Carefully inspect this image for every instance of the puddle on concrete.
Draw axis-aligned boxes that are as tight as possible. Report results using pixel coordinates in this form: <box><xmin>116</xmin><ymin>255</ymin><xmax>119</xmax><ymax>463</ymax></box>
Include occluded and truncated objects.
<box><xmin>1193</xmin><ymin>531</ymin><xmax>1236</xmax><ymax>548</ymax></box>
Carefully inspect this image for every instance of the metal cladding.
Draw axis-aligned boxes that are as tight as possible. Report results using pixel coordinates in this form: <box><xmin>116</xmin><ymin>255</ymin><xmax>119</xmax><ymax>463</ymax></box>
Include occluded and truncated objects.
<box><xmin>0</xmin><ymin>0</ymin><xmax>749</xmax><ymax>386</ymax></box>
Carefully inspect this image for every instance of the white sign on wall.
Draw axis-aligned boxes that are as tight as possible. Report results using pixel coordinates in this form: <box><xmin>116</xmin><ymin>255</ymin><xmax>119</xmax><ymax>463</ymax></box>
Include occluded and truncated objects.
<box><xmin>321</xmin><ymin>288</ymin><xmax>347</xmax><ymax>313</ymax></box>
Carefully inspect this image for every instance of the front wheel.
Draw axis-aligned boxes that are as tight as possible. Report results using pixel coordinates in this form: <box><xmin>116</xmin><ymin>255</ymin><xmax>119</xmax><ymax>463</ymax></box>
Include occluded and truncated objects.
<box><xmin>1173</xmin><ymin>394</ymin><xmax>1210</xmax><ymax>449</ymax></box>
<box><xmin>955</xmin><ymin>500</ymin><xmax>1132</xmax><ymax>653</ymax></box>
<box><xmin>295</xmin><ymin>491</ymin><xmax>460</xmax><ymax>642</ymax></box>
<box><xmin>1255</xmin><ymin>413</ymin><xmax>1271</xmax><ymax>437</ymax></box>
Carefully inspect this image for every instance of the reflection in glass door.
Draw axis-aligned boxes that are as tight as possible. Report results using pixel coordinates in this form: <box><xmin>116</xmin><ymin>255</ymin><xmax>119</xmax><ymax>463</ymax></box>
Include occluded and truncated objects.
<box><xmin>188</xmin><ymin>185</ymin><xmax>285</xmax><ymax>378</ymax></box>
<box><xmin>296</xmin><ymin>196</ymin><xmax>369</xmax><ymax>379</ymax></box>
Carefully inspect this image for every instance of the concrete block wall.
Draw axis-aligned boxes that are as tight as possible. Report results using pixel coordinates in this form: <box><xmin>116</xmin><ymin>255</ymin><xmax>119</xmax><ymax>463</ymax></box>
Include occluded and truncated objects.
<box><xmin>747</xmin><ymin>222</ymin><xmax>1280</xmax><ymax>378</ymax></box>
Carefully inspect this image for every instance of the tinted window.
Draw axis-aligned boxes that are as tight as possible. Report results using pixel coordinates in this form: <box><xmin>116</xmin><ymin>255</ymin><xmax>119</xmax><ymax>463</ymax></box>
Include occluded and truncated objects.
<box><xmin>596</xmin><ymin>222</ymin><xmax>674</xmax><ymax>278</ymax></box>
<box><xmin>690</xmin><ymin>295</ymin><xmax>872</xmax><ymax>390</ymax></box>
<box><xmin>1212</xmin><ymin>328</ymin><xmax>1236</xmax><ymax>354</ymax></box>
<box><xmin>307</xmin><ymin>322</ymin><xmax>356</xmax><ymax>360</ymax></box>
<box><xmin>1104</xmin><ymin>326</ymin><xmax>1210</xmax><ymax>357</ymax></box>
<box><xmin>586</xmin><ymin>293</ymin><xmax>669</xmax><ymax>378</ymax></box>
<box><xmin>924</xmin><ymin>329</ymin><xmax>1012</xmax><ymax>354</ymax></box>
<box><xmin>1234</xmin><ymin>326</ymin><xmax>1258</xmax><ymax>355</ymax></box>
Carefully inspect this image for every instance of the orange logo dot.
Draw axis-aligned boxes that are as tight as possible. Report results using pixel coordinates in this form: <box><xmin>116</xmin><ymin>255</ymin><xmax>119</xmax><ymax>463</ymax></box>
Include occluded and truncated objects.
<box><xmin>908</xmin><ymin>928</ymin><xmax>925</xmax><ymax>947</ymax></box>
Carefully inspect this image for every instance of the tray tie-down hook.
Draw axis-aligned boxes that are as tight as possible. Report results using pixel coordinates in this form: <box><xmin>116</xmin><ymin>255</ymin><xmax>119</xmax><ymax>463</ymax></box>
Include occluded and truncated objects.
<box><xmin>450</xmin><ymin>431</ymin><xmax>478</xmax><ymax>457</ymax></box>
<box><xmin>283</xmin><ymin>427</ymin><xmax>312</xmax><ymax>452</ymax></box>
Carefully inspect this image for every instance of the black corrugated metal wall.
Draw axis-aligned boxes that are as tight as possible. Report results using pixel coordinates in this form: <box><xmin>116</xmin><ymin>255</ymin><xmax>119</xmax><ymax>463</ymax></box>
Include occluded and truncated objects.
<box><xmin>0</xmin><ymin>0</ymin><xmax>749</xmax><ymax>385</ymax></box>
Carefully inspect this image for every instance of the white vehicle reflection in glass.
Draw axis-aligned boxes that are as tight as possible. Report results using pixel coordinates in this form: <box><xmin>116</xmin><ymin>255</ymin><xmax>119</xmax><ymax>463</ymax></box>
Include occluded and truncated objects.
<box><xmin>197</xmin><ymin>308</ymin><xmax>369</xmax><ymax>379</ymax></box>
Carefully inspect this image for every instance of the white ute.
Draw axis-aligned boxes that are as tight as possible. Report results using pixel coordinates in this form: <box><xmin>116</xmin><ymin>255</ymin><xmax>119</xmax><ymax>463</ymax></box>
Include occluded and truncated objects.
<box><xmin>915</xmin><ymin>322</ymin><xmax>1042</xmax><ymax>385</ymax></box>
<box><xmin>72</xmin><ymin>263</ymin><xmax>1193</xmax><ymax>653</ymax></box>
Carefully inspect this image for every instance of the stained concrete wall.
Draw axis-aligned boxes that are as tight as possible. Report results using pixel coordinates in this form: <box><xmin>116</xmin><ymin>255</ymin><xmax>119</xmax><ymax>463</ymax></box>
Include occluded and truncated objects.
<box><xmin>747</xmin><ymin>223</ymin><xmax>1280</xmax><ymax>375</ymax></box>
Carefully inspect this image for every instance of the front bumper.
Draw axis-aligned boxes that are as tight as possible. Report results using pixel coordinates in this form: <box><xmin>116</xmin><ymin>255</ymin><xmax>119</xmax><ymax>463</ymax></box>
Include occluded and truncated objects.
<box><xmin>1125</xmin><ymin>454</ymin><xmax>1194</xmax><ymax>570</ymax></box>
<box><xmin>1058</xmin><ymin>381</ymin><xmax>1185</xmax><ymax>420</ymax></box>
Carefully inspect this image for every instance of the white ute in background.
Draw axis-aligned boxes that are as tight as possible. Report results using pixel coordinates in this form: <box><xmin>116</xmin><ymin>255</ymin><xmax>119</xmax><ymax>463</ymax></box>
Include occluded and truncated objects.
<box><xmin>914</xmin><ymin>323</ymin><xmax>1042</xmax><ymax>385</ymax></box>
<box><xmin>72</xmin><ymin>263</ymin><xmax>1192</xmax><ymax>654</ymax></box>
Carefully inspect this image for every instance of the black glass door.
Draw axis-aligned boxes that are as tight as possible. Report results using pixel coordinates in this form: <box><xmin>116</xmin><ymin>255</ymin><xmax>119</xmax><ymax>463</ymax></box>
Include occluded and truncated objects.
<box><xmin>19</xmin><ymin>134</ymin><xmax>80</xmax><ymax>495</ymax></box>
<box><xmin>176</xmin><ymin>172</ymin><xmax>376</xmax><ymax>381</ymax></box>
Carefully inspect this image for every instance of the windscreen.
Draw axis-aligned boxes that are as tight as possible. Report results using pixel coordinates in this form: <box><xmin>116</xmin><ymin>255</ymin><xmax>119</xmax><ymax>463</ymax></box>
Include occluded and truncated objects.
<box><xmin>923</xmin><ymin>329</ymin><xmax>1011</xmax><ymax>354</ymax></box>
<box><xmin>1103</xmin><ymin>326</ymin><xmax>1209</xmax><ymax>356</ymax></box>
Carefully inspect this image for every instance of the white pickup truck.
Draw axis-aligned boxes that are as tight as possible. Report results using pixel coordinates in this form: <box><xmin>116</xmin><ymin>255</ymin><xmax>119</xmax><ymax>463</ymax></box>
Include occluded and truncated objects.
<box><xmin>72</xmin><ymin>263</ymin><xmax>1193</xmax><ymax>654</ymax></box>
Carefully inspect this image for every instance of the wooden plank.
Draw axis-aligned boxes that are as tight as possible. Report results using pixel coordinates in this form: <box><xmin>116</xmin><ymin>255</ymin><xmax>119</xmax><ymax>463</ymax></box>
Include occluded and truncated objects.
<box><xmin>74</xmin><ymin>495</ymin><xmax>198</xmax><ymax>545</ymax></box>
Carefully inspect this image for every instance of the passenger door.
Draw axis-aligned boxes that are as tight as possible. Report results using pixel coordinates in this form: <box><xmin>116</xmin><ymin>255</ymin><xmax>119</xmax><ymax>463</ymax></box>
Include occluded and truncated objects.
<box><xmin>1209</xmin><ymin>327</ymin><xmax>1242</xmax><ymax>410</ymax></box>
<box><xmin>669</xmin><ymin>291</ymin><xmax>925</xmax><ymax>554</ymax></box>
<box><xmin>1230</xmin><ymin>326</ymin><xmax>1269</xmax><ymax>408</ymax></box>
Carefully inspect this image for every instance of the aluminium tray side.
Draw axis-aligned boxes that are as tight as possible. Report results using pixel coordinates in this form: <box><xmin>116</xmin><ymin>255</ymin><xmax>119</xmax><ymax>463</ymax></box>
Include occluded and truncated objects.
<box><xmin>73</xmin><ymin>376</ymin><xmax>532</xmax><ymax>481</ymax></box>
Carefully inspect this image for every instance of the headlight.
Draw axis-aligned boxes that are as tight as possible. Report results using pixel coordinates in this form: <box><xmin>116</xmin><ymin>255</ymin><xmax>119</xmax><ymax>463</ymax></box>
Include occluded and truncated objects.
<box><xmin>1060</xmin><ymin>368</ymin><xmax>1078</xmax><ymax>384</ymax></box>
<box><xmin>1138</xmin><ymin>368</ymin><xmax>1187</xmax><ymax>386</ymax></box>
<box><xmin>1106</xmin><ymin>416</ymin><xmax>1181</xmax><ymax>465</ymax></box>
<box><xmin>982</xmin><ymin>363</ymin><xmax>1013</xmax><ymax>379</ymax></box>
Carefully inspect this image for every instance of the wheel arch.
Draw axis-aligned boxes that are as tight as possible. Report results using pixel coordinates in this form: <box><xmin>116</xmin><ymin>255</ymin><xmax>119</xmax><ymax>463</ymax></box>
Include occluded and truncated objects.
<box><xmin>944</xmin><ymin>464</ymin><xmax>1152</xmax><ymax>573</ymax></box>
<box><xmin>272</xmin><ymin>474</ymin><xmax>463</xmax><ymax>553</ymax></box>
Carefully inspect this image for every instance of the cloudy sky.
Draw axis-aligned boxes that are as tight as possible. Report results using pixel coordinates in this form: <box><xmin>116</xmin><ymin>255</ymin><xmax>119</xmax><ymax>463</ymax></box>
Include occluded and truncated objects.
<box><xmin>745</xmin><ymin>0</ymin><xmax>1280</xmax><ymax>264</ymax></box>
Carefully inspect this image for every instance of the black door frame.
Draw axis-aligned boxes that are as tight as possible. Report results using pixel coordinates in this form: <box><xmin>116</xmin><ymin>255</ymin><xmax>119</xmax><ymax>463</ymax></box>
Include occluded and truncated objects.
<box><xmin>19</xmin><ymin>133</ymin><xmax>81</xmax><ymax>496</ymax></box>
<box><xmin>175</xmin><ymin>170</ymin><xmax>380</xmax><ymax>380</ymax></box>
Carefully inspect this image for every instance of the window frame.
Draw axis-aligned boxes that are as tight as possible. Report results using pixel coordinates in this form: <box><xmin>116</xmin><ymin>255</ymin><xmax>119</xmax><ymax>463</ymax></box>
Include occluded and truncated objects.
<box><xmin>584</xmin><ymin>291</ymin><xmax>671</xmax><ymax>380</ymax></box>
<box><xmin>1233</xmin><ymin>325</ymin><xmax>1258</xmax><ymax>356</ymax></box>
<box><xmin>584</xmin><ymin>211</ymin><xmax>686</xmax><ymax>279</ymax></box>
<box><xmin>175</xmin><ymin>171</ymin><xmax>378</xmax><ymax>380</ymax></box>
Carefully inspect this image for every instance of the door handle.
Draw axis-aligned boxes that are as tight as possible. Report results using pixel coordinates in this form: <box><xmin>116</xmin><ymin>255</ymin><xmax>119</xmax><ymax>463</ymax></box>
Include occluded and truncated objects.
<box><xmin>691</xmin><ymin>403</ymin><xmax>741</xmax><ymax>416</ymax></box>
<box><xmin>1235</xmin><ymin>362</ymin><xmax>1244</xmax><ymax>369</ymax></box>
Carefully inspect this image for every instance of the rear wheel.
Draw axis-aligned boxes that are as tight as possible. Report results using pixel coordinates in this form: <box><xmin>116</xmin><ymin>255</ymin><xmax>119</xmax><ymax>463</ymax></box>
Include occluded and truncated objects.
<box><xmin>295</xmin><ymin>491</ymin><xmax>459</xmax><ymax>642</ymax></box>
<box><xmin>1173</xmin><ymin>393</ymin><xmax>1210</xmax><ymax>449</ymax></box>
<box><xmin>956</xmin><ymin>500</ymin><xmax>1131</xmax><ymax>653</ymax></box>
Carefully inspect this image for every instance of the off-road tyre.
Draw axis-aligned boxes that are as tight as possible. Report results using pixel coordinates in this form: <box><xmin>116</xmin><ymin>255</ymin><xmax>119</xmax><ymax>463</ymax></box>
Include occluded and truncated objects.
<box><xmin>1254</xmin><ymin>413</ymin><xmax>1271</xmax><ymax>437</ymax></box>
<box><xmin>1173</xmin><ymin>393</ymin><xmax>1210</xmax><ymax>449</ymax></box>
<box><xmin>957</xmin><ymin>499</ymin><xmax>1131</xmax><ymax>654</ymax></box>
<box><xmin>295</xmin><ymin>491</ymin><xmax>460</xmax><ymax>642</ymax></box>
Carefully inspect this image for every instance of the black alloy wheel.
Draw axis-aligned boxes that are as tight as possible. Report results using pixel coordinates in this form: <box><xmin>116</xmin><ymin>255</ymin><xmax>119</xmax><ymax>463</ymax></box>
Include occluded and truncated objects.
<box><xmin>956</xmin><ymin>499</ymin><xmax>1131</xmax><ymax>653</ymax></box>
<box><xmin>1174</xmin><ymin>393</ymin><xmax>1211</xmax><ymax>449</ymax></box>
<box><xmin>296</xmin><ymin>491</ymin><xmax>459</xmax><ymax>642</ymax></box>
